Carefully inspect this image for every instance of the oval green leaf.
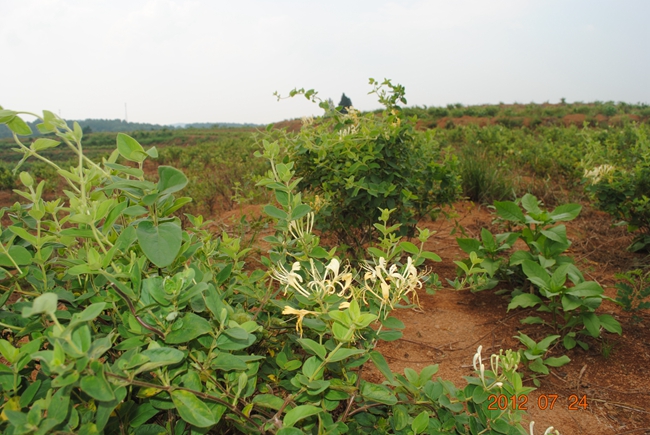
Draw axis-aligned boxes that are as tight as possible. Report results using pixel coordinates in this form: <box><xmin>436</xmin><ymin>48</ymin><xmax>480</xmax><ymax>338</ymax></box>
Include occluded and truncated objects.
<box><xmin>136</xmin><ymin>221</ymin><xmax>182</xmax><ymax>268</ymax></box>
<box><xmin>170</xmin><ymin>390</ymin><xmax>216</xmax><ymax>428</ymax></box>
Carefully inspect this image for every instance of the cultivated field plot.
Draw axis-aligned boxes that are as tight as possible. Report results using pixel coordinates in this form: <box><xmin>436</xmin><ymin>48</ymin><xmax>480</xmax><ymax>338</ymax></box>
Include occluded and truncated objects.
<box><xmin>1</xmin><ymin>94</ymin><xmax>649</xmax><ymax>434</ymax></box>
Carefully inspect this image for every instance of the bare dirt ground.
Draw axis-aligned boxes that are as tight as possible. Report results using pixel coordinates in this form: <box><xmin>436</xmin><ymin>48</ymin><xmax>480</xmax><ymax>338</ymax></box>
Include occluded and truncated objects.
<box><xmin>216</xmin><ymin>202</ymin><xmax>650</xmax><ymax>435</ymax></box>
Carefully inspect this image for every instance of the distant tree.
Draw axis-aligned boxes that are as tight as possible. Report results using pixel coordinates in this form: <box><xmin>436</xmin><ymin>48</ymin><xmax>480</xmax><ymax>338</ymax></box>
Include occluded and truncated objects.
<box><xmin>338</xmin><ymin>93</ymin><xmax>353</xmax><ymax>114</ymax></box>
<box><xmin>82</xmin><ymin>125</ymin><xmax>93</xmax><ymax>135</ymax></box>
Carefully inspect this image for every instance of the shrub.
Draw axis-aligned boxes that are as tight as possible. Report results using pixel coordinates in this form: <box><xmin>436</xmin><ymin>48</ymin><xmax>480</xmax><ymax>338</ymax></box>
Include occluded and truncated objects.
<box><xmin>267</xmin><ymin>79</ymin><xmax>460</xmax><ymax>253</ymax></box>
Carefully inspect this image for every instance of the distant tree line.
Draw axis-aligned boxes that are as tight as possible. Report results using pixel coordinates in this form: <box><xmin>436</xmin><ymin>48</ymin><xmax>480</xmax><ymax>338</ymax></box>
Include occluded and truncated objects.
<box><xmin>0</xmin><ymin>118</ymin><xmax>261</xmax><ymax>139</ymax></box>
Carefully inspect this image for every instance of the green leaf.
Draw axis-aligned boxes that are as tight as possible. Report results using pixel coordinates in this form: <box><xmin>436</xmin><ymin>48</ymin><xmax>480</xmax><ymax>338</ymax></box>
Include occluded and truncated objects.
<box><xmin>418</xmin><ymin>365</ymin><xmax>439</xmax><ymax>384</ymax></box>
<box><xmin>381</xmin><ymin>316</ymin><xmax>405</xmax><ymax>330</ymax></box>
<box><xmin>134</xmin><ymin>424</ymin><xmax>167</xmax><ymax>435</ymax></box>
<box><xmin>550</xmin><ymin>203</ymin><xmax>582</xmax><ymax>221</ymax></box>
<box><xmin>361</xmin><ymin>381</ymin><xmax>397</xmax><ymax>405</ymax></box>
<box><xmin>327</xmin><ymin>347</ymin><xmax>365</xmax><ymax>362</ymax></box>
<box><xmin>80</xmin><ymin>371</ymin><xmax>115</xmax><ymax>401</ymax></box>
<box><xmin>170</xmin><ymin>390</ymin><xmax>217</xmax><ymax>428</ymax></box>
<box><xmin>252</xmin><ymin>394</ymin><xmax>284</xmax><ymax>410</ymax></box>
<box><xmin>566</xmin><ymin>281</ymin><xmax>603</xmax><ymax>297</ymax></box>
<box><xmin>544</xmin><ymin>355</ymin><xmax>571</xmax><ymax>367</ymax></box>
<box><xmin>283</xmin><ymin>405</ymin><xmax>321</xmax><ymax>427</ymax></box>
<box><xmin>297</xmin><ymin>338</ymin><xmax>326</xmax><ymax>360</ymax></box>
<box><xmin>563</xmin><ymin>334</ymin><xmax>576</xmax><ymax>350</ymax></box>
<box><xmin>480</xmin><ymin>228</ymin><xmax>498</xmax><ymax>252</ymax></box>
<box><xmin>377</xmin><ymin>330</ymin><xmax>402</xmax><ymax>341</ymax></box>
<box><xmin>7</xmin><ymin>226</ymin><xmax>38</xmax><ymax>245</ymax></box>
<box><xmin>211</xmin><ymin>353</ymin><xmax>248</xmax><ymax>371</ymax></box>
<box><xmin>7</xmin><ymin>116</ymin><xmax>32</xmax><ymax>135</ymax></box>
<box><xmin>135</xmin><ymin>347</ymin><xmax>185</xmax><ymax>374</ymax></box>
<box><xmin>399</xmin><ymin>241</ymin><xmax>419</xmax><ymax>255</ymax></box>
<box><xmin>561</xmin><ymin>295</ymin><xmax>582</xmax><ymax>311</ymax></box>
<box><xmin>528</xmin><ymin>358</ymin><xmax>549</xmax><ymax>374</ymax></box>
<box><xmin>136</xmin><ymin>220</ymin><xmax>182</xmax><ymax>268</ymax></box>
<box><xmin>419</xmin><ymin>251</ymin><xmax>441</xmax><ymax>262</ymax></box>
<box><xmin>290</xmin><ymin>204</ymin><xmax>311</xmax><ymax>221</ymax></box>
<box><xmin>69</xmin><ymin>303</ymin><xmax>106</xmax><ymax>328</ymax></box>
<box><xmin>521</xmin><ymin>194</ymin><xmax>542</xmax><ymax>215</ymax></box>
<box><xmin>598</xmin><ymin>314</ymin><xmax>622</xmax><ymax>335</ymax></box>
<box><xmin>537</xmin><ymin>334</ymin><xmax>560</xmax><ymax>350</ymax></box>
<box><xmin>520</xmin><ymin>316</ymin><xmax>544</xmax><ymax>325</ymax></box>
<box><xmin>521</xmin><ymin>260</ymin><xmax>551</xmax><ymax>290</ymax></box>
<box><xmin>22</xmin><ymin>292</ymin><xmax>58</xmax><ymax>317</ymax></box>
<box><xmin>117</xmin><ymin>133</ymin><xmax>147</xmax><ymax>163</ymax></box>
<box><xmin>129</xmin><ymin>402</ymin><xmax>161</xmax><ymax>428</ymax></box>
<box><xmin>0</xmin><ymin>339</ymin><xmax>18</xmax><ymax>364</ymax></box>
<box><xmin>494</xmin><ymin>201</ymin><xmax>525</xmax><ymax>223</ymax></box>
<box><xmin>456</xmin><ymin>238</ymin><xmax>481</xmax><ymax>255</ymax></box>
<box><xmin>0</xmin><ymin>109</ymin><xmax>17</xmax><ymax>124</ymax></box>
<box><xmin>165</xmin><ymin>313</ymin><xmax>212</xmax><ymax>344</ymax></box>
<box><xmin>411</xmin><ymin>411</ymin><xmax>429</xmax><ymax>435</ymax></box>
<box><xmin>369</xmin><ymin>350</ymin><xmax>395</xmax><ymax>383</ymax></box>
<box><xmin>367</xmin><ymin>247</ymin><xmax>387</xmax><ymax>259</ymax></box>
<box><xmin>582</xmin><ymin>313</ymin><xmax>601</xmax><ymax>337</ymax></box>
<box><xmin>48</xmin><ymin>386</ymin><xmax>71</xmax><ymax>424</ymax></box>
<box><xmin>0</xmin><ymin>245</ymin><xmax>33</xmax><ymax>267</ymax></box>
<box><xmin>157</xmin><ymin>166</ymin><xmax>188</xmax><ymax>196</ymax></box>
<box><xmin>31</xmin><ymin>138</ymin><xmax>60</xmax><ymax>151</ymax></box>
<box><xmin>507</xmin><ymin>293</ymin><xmax>542</xmax><ymax>311</ymax></box>
<box><xmin>263</xmin><ymin>205</ymin><xmax>288</xmax><ymax>220</ymax></box>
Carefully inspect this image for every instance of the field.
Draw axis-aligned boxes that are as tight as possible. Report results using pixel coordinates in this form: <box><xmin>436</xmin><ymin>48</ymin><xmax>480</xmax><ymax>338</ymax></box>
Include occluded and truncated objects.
<box><xmin>1</xmin><ymin>95</ymin><xmax>649</xmax><ymax>434</ymax></box>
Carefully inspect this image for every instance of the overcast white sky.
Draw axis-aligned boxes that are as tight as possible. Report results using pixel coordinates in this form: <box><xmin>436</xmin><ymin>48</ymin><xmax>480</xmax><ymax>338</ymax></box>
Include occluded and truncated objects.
<box><xmin>2</xmin><ymin>0</ymin><xmax>649</xmax><ymax>125</ymax></box>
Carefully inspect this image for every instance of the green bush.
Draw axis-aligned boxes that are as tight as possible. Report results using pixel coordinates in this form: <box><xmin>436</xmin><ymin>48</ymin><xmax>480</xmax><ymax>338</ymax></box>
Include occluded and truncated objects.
<box><xmin>267</xmin><ymin>79</ymin><xmax>460</xmax><ymax>253</ymax></box>
<box><xmin>0</xmin><ymin>162</ymin><xmax>15</xmax><ymax>190</ymax></box>
<box><xmin>458</xmin><ymin>144</ymin><xmax>514</xmax><ymax>204</ymax></box>
<box><xmin>585</xmin><ymin>163</ymin><xmax>650</xmax><ymax>251</ymax></box>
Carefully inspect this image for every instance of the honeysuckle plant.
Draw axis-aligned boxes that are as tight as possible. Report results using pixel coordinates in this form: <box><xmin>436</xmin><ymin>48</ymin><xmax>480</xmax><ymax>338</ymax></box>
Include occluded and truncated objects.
<box><xmin>0</xmin><ymin>104</ymin><xmax>551</xmax><ymax>434</ymax></box>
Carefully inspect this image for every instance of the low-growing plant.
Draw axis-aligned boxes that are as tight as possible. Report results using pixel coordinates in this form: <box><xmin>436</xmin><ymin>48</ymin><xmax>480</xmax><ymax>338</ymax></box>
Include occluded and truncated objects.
<box><xmin>615</xmin><ymin>269</ymin><xmax>650</xmax><ymax>323</ymax></box>
<box><xmin>456</xmin><ymin>194</ymin><xmax>581</xmax><ymax>286</ymax></box>
<box><xmin>456</xmin><ymin>194</ymin><xmax>622</xmax><ymax>350</ymax></box>
<box><xmin>0</xmin><ymin>106</ymin><xmax>550</xmax><ymax>434</ymax></box>
<box><xmin>514</xmin><ymin>333</ymin><xmax>570</xmax><ymax>386</ymax></box>
<box><xmin>458</xmin><ymin>144</ymin><xmax>515</xmax><ymax>204</ymax></box>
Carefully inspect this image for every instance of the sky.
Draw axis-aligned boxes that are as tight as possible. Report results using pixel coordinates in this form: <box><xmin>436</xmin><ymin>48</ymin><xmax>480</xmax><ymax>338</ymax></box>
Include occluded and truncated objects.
<box><xmin>2</xmin><ymin>0</ymin><xmax>649</xmax><ymax>125</ymax></box>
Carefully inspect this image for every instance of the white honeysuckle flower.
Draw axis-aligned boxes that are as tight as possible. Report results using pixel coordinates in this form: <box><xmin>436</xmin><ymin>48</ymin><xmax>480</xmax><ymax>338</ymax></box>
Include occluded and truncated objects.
<box><xmin>529</xmin><ymin>419</ymin><xmax>560</xmax><ymax>435</ymax></box>
<box><xmin>360</xmin><ymin>256</ymin><xmax>425</xmax><ymax>316</ymax></box>
<box><xmin>473</xmin><ymin>345</ymin><xmax>483</xmax><ymax>371</ymax></box>
<box><xmin>326</xmin><ymin>258</ymin><xmax>340</xmax><ymax>276</ymax></box>
<box><xmin>304</xmin><ymin>258</ymin><xmax>354</xmax><ymax>299</ymax></box>
<box><xmin>491</xmin><ymin>353</ymin><xmax>501</xmax><ymax>377</ymax></box>
<box><xmin>273</xmin><ymin>261</ymin><xmax>309</xmax><ymax>297</ymax></box>
<box><xmin>583</xmin><ymin>164</ymin><xmax>615</xmax><ymax>184</ymax></box>
<box><xmin>288</xmin><ymin>212</ymin><xmax>314</xmax><ymax>240</ymax></box>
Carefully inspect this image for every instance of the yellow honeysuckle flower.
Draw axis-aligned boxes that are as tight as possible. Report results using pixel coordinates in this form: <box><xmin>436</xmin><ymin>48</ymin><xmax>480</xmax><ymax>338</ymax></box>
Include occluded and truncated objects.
<box><xmin>282</xmin><ymin>306</ymin><xmax>319</xmax><ymax>337</ymax></box>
